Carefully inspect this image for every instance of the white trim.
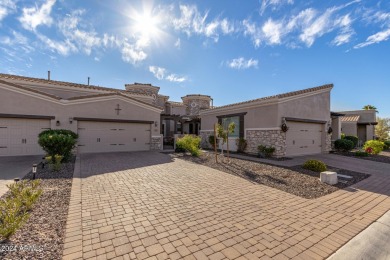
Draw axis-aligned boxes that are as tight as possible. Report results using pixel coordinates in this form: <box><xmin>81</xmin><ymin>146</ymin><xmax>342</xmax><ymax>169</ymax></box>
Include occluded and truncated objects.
<box><xmin>200</xmin><ymin>130</ymin><xmax>214</xmax><ymax>132</ymax></box>
<box><xmin>152</xmin><ymin>135</ymin><xmax>163</xmax><ymax>138</ymax></box>
<box><xmin>245</xmin><ymin>127</ymin><xmax>281</xmax><ymax>131</ymax></box>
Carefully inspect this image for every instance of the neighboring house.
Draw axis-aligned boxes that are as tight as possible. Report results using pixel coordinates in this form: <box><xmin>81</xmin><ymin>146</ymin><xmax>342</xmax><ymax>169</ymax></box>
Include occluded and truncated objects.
<box><xmin>335</xmin><ymin>110</ymin><xmax>377</xmax><ymax>146</ymax></box>
<box><xmin>0</xmin><ymin>74</ymin><xmax>163</xmax><ymax>156</ymax></box>
<box><xmin>199</xmin><ymin>84</ymin><xmax>334</xmax><ymax>157</ymax></box>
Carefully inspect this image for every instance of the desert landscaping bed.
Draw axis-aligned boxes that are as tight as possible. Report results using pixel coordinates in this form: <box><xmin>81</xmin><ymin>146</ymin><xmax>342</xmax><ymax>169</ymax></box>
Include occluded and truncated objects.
<box><xmin>334</xmin><ymin>150</ymin><xmax>390</xmax><ymax>164</ymax></box>
<box><xmin>0</xmin><ymin>159</ymin><xmax>74</xmax><ymax>260</ymax></box>
<box><xmin>173</xmin><ymin>152</ymin><xmax>369</xmax><ymax>199</ymax></box>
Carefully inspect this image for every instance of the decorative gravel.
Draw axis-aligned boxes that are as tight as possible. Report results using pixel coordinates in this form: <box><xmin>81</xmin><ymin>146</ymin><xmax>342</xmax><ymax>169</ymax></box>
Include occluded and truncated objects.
<box><xmin>334</xmin><ymin>150</ymin><xmax>390</xmax><ymax>164</ymax></box>
<box><xmin>0</xmin><ymin>159</ymin><xmax>74</xmax><ymax>260</ymax></box>
<box><xmin>174</xmin><ymin>153</ymin><xmax>369</xmax><ymax>199</ymax></box>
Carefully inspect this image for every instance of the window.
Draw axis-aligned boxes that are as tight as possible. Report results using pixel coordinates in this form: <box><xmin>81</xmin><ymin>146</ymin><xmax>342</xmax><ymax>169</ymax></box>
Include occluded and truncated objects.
<box><xmin>221</xmin><ymin>116</ymin><xmax>240</xmax><ymax>137</ymax></box>
<box><xmin>217</xmin><ymin>112</ymin><xmax>246</xmax><ymax>138</ymax></box>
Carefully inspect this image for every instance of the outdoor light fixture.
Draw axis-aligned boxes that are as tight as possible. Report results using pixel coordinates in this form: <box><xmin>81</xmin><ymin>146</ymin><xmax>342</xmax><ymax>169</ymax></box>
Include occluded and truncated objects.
<box><xmin>56</xmin><ymin>120</ymin><xmax>60</xmax><ymax>126</ymax></box>
<box><xmin>155</xmin><ymin>121</ymin><xmax>158</xmax><ymax>127</ymax></box>
<box><xmin>69</xmin><ymin>117</ymin><xmax>73</xmax><ymax>124</ymax></box>
<box><xmin>32</xmin><ymin>164</ymin><xmax>37</xmax><ymax>180</ymax></box>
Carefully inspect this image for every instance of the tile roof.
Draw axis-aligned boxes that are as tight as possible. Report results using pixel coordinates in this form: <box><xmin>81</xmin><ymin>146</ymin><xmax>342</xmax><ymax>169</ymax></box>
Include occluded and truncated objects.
<box><xmin>207</xmin><ymin>84</ymin><xmax>333</xmax><ymax>110</ymax></box>
<box><xmin>0</xmin><ymin>79</ymin><xmax>62</xmax><ymax>100</ymax></box>
<box><xmin>0</xmin><ymin>73</ymin><xmax>150</xmax><ymax>97</ymax></box>
<box><xmin>341</xmin><ymin>115</ymin><xmax>360</xmax><ymax>122</ymax></box>
<box><xmin>67</xmin><ymin>92</ymin><xmax>162</xmax><ymax>109</ymax></box>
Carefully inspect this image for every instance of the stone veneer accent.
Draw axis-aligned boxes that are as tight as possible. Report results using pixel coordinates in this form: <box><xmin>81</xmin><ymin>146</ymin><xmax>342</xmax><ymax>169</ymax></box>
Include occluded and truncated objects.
<box><xmin>246</xmin><ymin>129</ymin><xmax>286</xmax><ymax>157</ymax></box>
<box><xmin>200</xmin><ymin>130</ymin><xmax>214</xmax><ymax>149</ymax></box>
<box><xmin>151</xmin><ymin>135</ymin><xmax>163</xmax><ymax>150</ymax></box>
<box><xmin>325</xmin><ymin>132</ymin><xmax>332</xmax><ymax>152</ymax></box>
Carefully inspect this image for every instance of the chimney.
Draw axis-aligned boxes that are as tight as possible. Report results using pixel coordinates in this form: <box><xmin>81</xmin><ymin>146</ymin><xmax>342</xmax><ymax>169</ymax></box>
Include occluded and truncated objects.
<box><xmin>88</xmin><ymin>77</ymin><xmax>90</xmax><ymax>86</ymax></box>
<box><xmin>48</xmin><ymin>71</ymin><xmax>51</xmax><ymax>81</ymax></box>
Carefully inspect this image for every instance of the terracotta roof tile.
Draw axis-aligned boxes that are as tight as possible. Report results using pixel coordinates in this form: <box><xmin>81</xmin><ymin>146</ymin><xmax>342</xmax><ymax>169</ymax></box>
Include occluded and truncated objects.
<box><xmin>207</xmin><ymin>84</ymin><xmax>333</xmax><ymax>110</ymax></box>
<box><xmin>0</xmin><ymin>73</ymin><xmax>150</xmax><ymax>97</ymax></box>
<box><xmin>0</xmin><ymin>79</ymin><xmax>62</xmax><ymax>100</ymax></box>
<box><xmin>341</xmin><ymin>115</ymin><xmax>360</xmax><ymax>122</ymax></box>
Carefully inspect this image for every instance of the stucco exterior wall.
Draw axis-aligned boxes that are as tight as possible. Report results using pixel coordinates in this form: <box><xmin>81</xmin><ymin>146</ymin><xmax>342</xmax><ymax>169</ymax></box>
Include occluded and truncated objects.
<box><xmin>331</xmin><ymin>117</ymin><xmax>342</xmax><ymax>141</ymax></box>
<box><xmin>200</xmin><ymin>103</ymin><xmax>279</xmax><ymax>131</ymax></box>
<box><xmin>278</xmin><ymin>91</ymin><xmax>331</xmax><ymax>123</ymax></box>
<box><xmin>171</xmin><ymin>105</ymin><xmax>186</xmax><ymax>115</ymax></box>
<box><xmin>341</xmin><ymin>110</ymin><xmax>376</xmax><ymax>123</ymax></box>
<box><xmin>341</xmin><ymin>123</ymin><xmax>357</xmax><ymax>137</ymax></box>
<box><xmin>0</xmin><ymin>87</ymin><xmax>161</xmax><ymax>135</ymax></box>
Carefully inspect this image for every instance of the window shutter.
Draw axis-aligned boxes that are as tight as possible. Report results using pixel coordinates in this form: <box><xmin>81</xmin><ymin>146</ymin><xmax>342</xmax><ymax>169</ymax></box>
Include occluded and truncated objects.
<box><xmin>239</xmin><ymin>115</ymin><xmax>244</xmax><ymax>138</ymax></box>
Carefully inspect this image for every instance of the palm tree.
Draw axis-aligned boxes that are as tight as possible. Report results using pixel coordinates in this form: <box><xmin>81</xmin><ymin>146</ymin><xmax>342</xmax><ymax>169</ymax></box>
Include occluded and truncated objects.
<box><xmin>362</xmin><ymin>105</ymin><xmax>378</xmax><ymax>112</ymax></box>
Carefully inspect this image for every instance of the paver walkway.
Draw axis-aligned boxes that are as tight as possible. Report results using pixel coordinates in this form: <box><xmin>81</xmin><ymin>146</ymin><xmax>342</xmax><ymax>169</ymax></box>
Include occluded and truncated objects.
<box><xmin>63</xmin><ymin>152</ymin><xmax>390</xmax><ymax>260</ymax></box>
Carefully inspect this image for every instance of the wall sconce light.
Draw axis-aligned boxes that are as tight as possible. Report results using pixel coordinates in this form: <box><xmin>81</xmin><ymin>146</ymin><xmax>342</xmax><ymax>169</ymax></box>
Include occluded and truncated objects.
<box><xmin>32</xmin><ymin>164</ymin><xmax>37</xmax><ymax>180</ymax></box>
<box><xmin>69</xmin><ymin>117</ymin><xmax>73</xmax><ymax>124</ymax></box>
<box><xmin>56</xmin><ymin>120</ymin><xmax>60</xmax><ymax>126</ymax></box>
<box><xmin>155</xmin><ymin>121</ymin><xmax>158</xmax><ymax>127</ymax></box>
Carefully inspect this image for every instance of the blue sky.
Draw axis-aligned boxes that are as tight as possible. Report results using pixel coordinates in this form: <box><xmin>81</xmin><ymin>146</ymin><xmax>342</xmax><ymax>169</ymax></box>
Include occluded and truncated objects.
<box><xmin>1</xmin><ymin>0</ymin><xmax>389</xmax><ymax>117</ymax></box>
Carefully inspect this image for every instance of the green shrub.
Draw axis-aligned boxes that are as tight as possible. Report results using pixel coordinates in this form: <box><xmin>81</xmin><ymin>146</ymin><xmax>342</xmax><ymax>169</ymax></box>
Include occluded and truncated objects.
<box><xmin>176</xmin><ymin>135</ymin><xmax>201</xmax><ymax>157</ymax></box>
<box><xmin>384</xmin><ymin>141</ymin><xmax>390</xmax><ymax>150</ymax></box>
<box><xmin>258</xmin><ymin>145</ymin><xmax>276</xmax><ymax>158</ymax></box>
<box><xmin>38</xmin><ymin>130</ymin><xmax>78</xmax><ymax>162</ymax></box>
<box><xmin>344</xmin><ymin>136</ymin><xmax>359</xmax><ymax>147</ymax></box>
<box><xmin>363</xmin><ymin>140</ymin><xmax>385</xmax><ymax>155</ymax></box>
<box><xmin>334</xmin><ymin>139</ymin><xmax>354</xmax><ymax>152</ymax></box>
<box><xmin>38</xmin><ymin>129</ymin><xmax>78</xmax><ymax>139</ymax></box>
<box><xmin>45</xmin><ymin>155</ymin><xmax>63</xmax><ymax>171</ymax></box>
<box><xmin>303</xmin><ymin>160</ymin><xmax>327</xmax><ymax>172</ymax></box>
<box><xmin>355</xmin><ymin>150</ymin><xmax>369</xmax><ymax>157</ymax></box>
<box><xmin>0</xmin><ymin>180</ymin><xmax>42</xmax><ymax>239</ymax></box>
<box><xmin>208</xmin><ymin>135</ymin><xmax>217</xmax><ymax>149</ymax></box>
<box><xmin>236</xmin><ymin>138</ymin><xmax>247</xmax><ymax>153</ymax></box>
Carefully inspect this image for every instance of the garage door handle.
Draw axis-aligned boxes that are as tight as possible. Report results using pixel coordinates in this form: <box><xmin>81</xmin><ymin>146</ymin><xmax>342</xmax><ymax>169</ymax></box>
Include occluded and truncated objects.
<box><xmin>0</xmin><ymin>146</ymin><xmax>7</xmax><ymax>148</ymax></box>
<box><xmin>293</xmin><ymin>140</ymin><xmax>295</xmax><ymax>145</ymax></box>
<box><xmin>312</xmin><ymin>140</ymin><xmax>315</xmax><ymax>144</ymax></box>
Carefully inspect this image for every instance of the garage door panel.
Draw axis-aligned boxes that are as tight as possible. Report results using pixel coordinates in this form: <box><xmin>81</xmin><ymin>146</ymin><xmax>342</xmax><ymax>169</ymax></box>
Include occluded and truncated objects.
<box><xmin>0</xmin><ymin>118</ymin><xmax>50</xmax><ymax>156</ymax></box>
<box><xmin>286</xmin><ymin>122</ymin><xmax>323</xmax><ymax>156</ymax></box>
<box><xmin>78</xmin><ymin>121</ymin><xmax>150</xmax><ymax>154</ymax></box>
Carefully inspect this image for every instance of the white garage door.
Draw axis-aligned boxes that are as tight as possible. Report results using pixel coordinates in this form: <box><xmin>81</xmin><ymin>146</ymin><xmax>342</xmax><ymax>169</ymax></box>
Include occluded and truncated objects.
<box><xmin>286</xmin><ymin>121</ymin><xmax>323</xmax><ymax>156</ymax></box>
<box><xmin>77</xmin><ymin>121</ymin><xmax>151</xmax><ymax>154</ymax></box>
<box><xmin>0</xmin><ymin>118</ymin><xmax>51</xmax><ymax>156</ymax></box>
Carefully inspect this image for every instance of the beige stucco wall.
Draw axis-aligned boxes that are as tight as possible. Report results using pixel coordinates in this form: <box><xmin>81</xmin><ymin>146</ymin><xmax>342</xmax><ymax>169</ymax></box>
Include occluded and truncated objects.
<box><xmin>341</xmin><ymin>123</ymin><xmax>357</xmax><ymax>137</ymax></box>
<box><xmin>200</xmin><ymin>103</ymin><xmax>279</xmax><ymax>130</ymax></box>
<box><xmin>171</xmin><ymin>105</ymin><xmax>186</xmax><ymax>116</ymax></box>
<box><xmin>278</xmin><ymin>91</ymin><xmax>331</xmax><ymax>123</ymax></box>
<box><xmin>331</xmin><ymin>117</ymin><xmax>342</xmax><ymax>141</ymax></box>
<box><xmin>341</xmin><ymin>110</ymin><xmax>376</xmax><ymax>123</ymax></box>
<box><xmin>0</xmin><ymin>87</ymin><xmax>161</xmax><ymax>135</ymax></box>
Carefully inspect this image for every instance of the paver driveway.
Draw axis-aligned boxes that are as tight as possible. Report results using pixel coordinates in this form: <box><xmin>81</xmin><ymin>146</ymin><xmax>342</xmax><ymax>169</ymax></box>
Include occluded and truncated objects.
<box><xmin>63</xmin><ymin>152</ymin><xmax>390</xmax><ymax>260</ymax></box>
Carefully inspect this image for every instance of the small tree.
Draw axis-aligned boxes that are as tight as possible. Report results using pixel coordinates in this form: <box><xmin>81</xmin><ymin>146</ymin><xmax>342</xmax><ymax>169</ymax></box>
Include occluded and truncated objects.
<box><xmin>216</xmin><ymin>121</ymin><xmax>235</xmax><ymax>161</ymax></box>
<box><xmin>375</xmin><ymin>117</ymin><xmax>390</xmax><ymax>141</ymax></box>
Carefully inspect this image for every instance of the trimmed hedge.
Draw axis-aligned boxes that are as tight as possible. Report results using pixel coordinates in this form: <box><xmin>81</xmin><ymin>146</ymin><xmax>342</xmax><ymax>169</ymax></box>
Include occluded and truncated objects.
<box><xmin>384</xmin><ymin>141</ymin><xmax>390</xmax><ymax>150</ymax></box>
<box><xmin>303</xmin><ymin>160</ymin><xmax>327</xmax><ymax>172</ymax></box>
<box><xmin>344</xmin><ymin>135</ymin><xmax>358</xmax><ymax>147</ymax></box>
<box><xmin>38</xmin><ymin>129</ymin><xmax>78</xmax><ymax>162</ymax></box>
<box><xmin>334</xmin><ymin>139</ymin><xmax>354</xmax><ymax>152</ymax></box>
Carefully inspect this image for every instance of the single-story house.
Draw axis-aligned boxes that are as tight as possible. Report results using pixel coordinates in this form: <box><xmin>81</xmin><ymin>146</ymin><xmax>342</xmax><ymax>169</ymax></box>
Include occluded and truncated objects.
<box><xmin>199</xmin><ymin>84</ymin><xmax>334</xmax><ymax>157</ymax></box>
<box><xmin>335</xmin><ymin>110</ymin><xmax>377</xmax><ymax>146</ymax></box>
<box><xmin>0</xmin><ymin>73</ymin><xmax>163</xmax><ymax>156</ymax></box>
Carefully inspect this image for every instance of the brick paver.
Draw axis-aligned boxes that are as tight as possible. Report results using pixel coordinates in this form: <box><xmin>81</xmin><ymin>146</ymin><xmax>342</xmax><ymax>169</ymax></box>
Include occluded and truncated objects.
<box><xmin>63</xmin><ymin>152</ymin><xmax>390</xmax><ymax>259</ymax></box>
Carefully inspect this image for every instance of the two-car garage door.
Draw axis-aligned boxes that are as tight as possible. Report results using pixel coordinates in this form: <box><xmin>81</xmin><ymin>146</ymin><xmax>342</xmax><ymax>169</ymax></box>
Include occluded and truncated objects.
<box><xmin>77</xmin><ymin>121</ymin><xmax>151</xmax><ymax>154</ymax></box>
<box><xmin>286</xmin><ymin>121</ymin><xmax>323</xmax><ymax>156</ymax></box>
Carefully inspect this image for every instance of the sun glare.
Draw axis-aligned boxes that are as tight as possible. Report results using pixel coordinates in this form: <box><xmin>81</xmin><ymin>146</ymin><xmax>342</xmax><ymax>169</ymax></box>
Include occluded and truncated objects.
<box><xmin>133</xmin><ymin>12</ymin><xmax>160</xmax><ymax>38</ymax></box>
